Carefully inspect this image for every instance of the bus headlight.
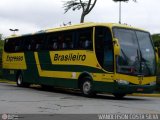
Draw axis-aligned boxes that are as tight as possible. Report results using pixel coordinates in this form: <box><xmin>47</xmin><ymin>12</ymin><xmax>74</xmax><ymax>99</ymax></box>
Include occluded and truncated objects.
<box><xmin>116</xmin><ymin>80</ymin><xmax>129</xmax><ymax>85</ymax></box>
<box><xmin>150</xmin><ymin>81</ymin><xmax>156</xmax><ymax>85</ymax></box>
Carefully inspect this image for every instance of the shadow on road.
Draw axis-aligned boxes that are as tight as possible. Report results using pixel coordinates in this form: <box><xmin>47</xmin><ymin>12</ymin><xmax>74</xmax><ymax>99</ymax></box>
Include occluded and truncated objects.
<box><xmin>1</xmin><ymin>83</ymin><xmax>150</xmax><ymax>101</ymax></box>
<box><xmin>29</xmin><ymin>85</ymin><xmax>148</xmax><ymax>101</ymax></box>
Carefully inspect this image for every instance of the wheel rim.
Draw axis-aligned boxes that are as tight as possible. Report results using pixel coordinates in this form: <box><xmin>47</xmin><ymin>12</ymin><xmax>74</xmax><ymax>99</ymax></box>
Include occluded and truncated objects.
<box><xmin>17</xmin><ymin>75</ymin><xmax>22</xmax><ymax>85</ymax></box>
<box><xmin>83</xmin><ymin>81</ymin><xmax>91</xmax><ymax>95</ymax></box>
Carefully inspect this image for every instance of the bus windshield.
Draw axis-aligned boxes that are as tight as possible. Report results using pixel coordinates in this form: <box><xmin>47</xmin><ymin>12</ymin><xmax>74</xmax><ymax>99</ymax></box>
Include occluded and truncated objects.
<box><xmin>113</xmin><ymin>28</ymin><xmax>156</xmax><ymax>76</ymax></box>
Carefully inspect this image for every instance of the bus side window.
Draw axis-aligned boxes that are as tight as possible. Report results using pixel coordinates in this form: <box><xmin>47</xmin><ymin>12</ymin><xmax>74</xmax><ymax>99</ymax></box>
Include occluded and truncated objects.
<box><xmin>58</xmin><ymin>34</ymin><xmax>65</xmax><ymax>49</ymax></box>
<box><xmin>14</xmin><ymin>39</ymin><xmax>22</xmax><ymax>52</ymax></box>
<box><xmin>35</xmin><ymin>35</ymin><xmax>45</xmax><ymax>51</ymax></box>
<box><xmin>4</xmin><ymin>38</ymin><xmax>22</xmax><ymax>53</ymax></box>
<box><xmin>62</xmin><ymin>42</ymin><xmax>67</xmax><ymax>49</ymax></box>
<box><xmin>28</xmin><ymin>44</ymin><xmax>31</xmax><ymax>51</ymax></box>
<box><xmin>53</xmin><ymin>42</ymin><xmax>58</xmax><ymax>50</ymax></box>
<box><xmin>77</xmin><ymin>28</ymin><xmax>93</xmax><ymax>50</ymax></box>
<box><xmin>4</xmin><ymin>39</ymin><xmax>14</xmax><ymax>52</ymax></box>
<box><xmin>25</xmin><ymin>40</ymin><xmax>31</xmax><ymax>51</ymax></box>
<box><xmin>36</xmin><ymin>43</ymin><xmax>43</xmax><ymax>50</ymax></box>
<box><xmin>29</xmin><ymin>40</ymin><xmax>35</xmax><ymax>51</ymax></box>
<box><xmin>23</xmin><ymin>37</ymin><xmax>32</xmax><ymax>51</ymax></box>
<box><xmin>63</xmin><ymin>31</ymin><xmax>74</xmax><ymax>50</ymax></box>
<box><xmin>47</xmin><ymin>33</ymin><xmax>59</xmax><ymax>50</ymax></box>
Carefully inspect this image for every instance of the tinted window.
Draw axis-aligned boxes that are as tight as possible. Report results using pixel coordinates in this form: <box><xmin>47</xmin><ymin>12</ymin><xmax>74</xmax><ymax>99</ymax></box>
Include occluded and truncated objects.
<box><xmin>47</xmin><ymin>31</ymin><xmax>74</xmax><ymax>50</ymax></box>
<box><xmin>77</xmin><ymin>28</ymin><xmax>93</xmax><ymax>50</ymax></box>
<box><xmin>4</xmin><ymin>28</ymin><xmax>93</xmax><ymax>53</ymax></box>
<box><xmin>22</xmin><ymin>35</ymin><xmax>45</xmax><ymax>51</ymax></box>
<box><xmin>47</xmin><ymin>33</ymin><xmax>59</xmax><ymax>50</ymax></box>
<box><xmin>95</xmin><ymin>27</ymin><xmax>114</xmax><ymax>72</ymax></box>
<box><xmin>34</xmin><ymin>35</ymin><xmax>45</xmax><ymax>51</ymax></box>
<box><xmin>58</xmin><ymin>31</ymin><xmax>74</xmax><ymax>50</ymax></box>
<box><xmin>4</xmin><ymin>38</ymin><xmax>22</xmax><ymax>52</ymax></box>
<box><xmin>23</xmin><ymin>37</ymin><xmax>32</xmax><ymax>51</ymax></box>
<box><xmin>62</xmin><ymin>31</ymin><xmax>74</xmax><ymax>49</ymax></box>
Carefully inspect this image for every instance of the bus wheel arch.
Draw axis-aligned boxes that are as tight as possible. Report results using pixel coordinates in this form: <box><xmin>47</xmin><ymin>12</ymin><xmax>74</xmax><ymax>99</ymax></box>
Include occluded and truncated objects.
<box><xmin>78</xmin><ymin>72</ymin><xmax>95</xmax><ymax>97</ymax></box>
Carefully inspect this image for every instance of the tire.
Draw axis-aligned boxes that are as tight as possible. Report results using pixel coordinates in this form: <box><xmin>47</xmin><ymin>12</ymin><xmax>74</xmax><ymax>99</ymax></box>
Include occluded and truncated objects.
<box><xmin>80</xmin><ymin>78</ymin><xmax>95</xmax><ymax>97</ymax></box>
<box><xmin>16</xmin><ymin>73</ymin><xmax>30</xmax><ymax>87</ymax></box>
<box><xmin>113</xmin><ymin>93</ymin><xmax>126</xmax><ymax>99</ymax></box>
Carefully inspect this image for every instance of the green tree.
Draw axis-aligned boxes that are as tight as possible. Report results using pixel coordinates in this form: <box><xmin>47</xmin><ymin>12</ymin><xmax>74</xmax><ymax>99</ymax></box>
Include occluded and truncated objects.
<box><xmin>0</xmin><ymin>34</ymin><xmax>2</xmax><ymax>40</ymax></box>
<box><xmin>0</xmin><ymin>40</ymin><xmax>4</xmax><ymax>50</ymax></box>
<box><xmin>152</xmin><ymin>34</ymin><xmax>160</xmax><ymax>44</ymax></box>
<box><xmin>63</xmin><ymin>0</ymin><xmax>97</xmax><ymax>23</ymax></box>
<box><xmin>0</xmin><ymin>35</ymin><xmax>3</xmax><ymax>73</ymax></box>
<box><xmin>0</xmin><ymin>34</ymin><xmax>4</xmax><ymax>50</ymax></box>
<box><xmin>152</xmin><ymin>34</ymin><xmax>160</xmax><ymax>88</ymax></box>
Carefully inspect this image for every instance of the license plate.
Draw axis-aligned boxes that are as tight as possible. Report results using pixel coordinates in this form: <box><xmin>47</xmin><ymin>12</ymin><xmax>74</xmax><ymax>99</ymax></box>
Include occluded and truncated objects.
<box><xmin>137</xmin><ymin>88</ymin><xmax>144</xmax><ymax>92</ymax></box>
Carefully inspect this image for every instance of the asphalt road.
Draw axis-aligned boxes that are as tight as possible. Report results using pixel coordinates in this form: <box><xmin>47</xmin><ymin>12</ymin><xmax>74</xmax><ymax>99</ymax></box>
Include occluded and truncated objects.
<box><xmin>0</xmin><ymin>83</ymin><xmax>160</xmax><ymax>114</ymax></box>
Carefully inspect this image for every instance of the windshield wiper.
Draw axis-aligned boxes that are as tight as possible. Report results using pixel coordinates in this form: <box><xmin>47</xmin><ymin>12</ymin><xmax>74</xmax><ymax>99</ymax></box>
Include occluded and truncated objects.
<box><xmin>121</xmin><ymin>49</ymin><xmax>129</xmax><ymax>65</ymax></box>
<box><xmin>139</xmin><ymin>50</ymin><xmax>151</xmax><ymax>75</ymax></box>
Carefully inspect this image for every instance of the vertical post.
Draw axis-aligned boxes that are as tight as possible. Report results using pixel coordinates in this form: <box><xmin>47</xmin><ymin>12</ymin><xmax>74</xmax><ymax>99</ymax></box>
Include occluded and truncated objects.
<box><xmin>119</xmin><ymin>1</ymin><xmax>121</xmax><ymax>24</ymax></box>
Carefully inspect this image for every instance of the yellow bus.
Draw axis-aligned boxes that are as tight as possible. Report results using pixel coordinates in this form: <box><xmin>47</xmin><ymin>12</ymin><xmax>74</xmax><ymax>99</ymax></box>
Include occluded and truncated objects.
<box><xmin>2</xmin><ymin>23</ymin><xmax>158</xmax><ymax>98</ymax></box>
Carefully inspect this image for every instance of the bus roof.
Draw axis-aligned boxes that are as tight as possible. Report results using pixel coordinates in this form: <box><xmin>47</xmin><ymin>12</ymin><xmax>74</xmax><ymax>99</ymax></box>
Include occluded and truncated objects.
<box><xmin>46</xmin><ymin>22</ymin><xmax>146</xmax><ymax>33</ymax></box>
<box><xmin>7</xmin><ymin>22</ymin><xmax>147</xmax><ymax>39</ymax></box>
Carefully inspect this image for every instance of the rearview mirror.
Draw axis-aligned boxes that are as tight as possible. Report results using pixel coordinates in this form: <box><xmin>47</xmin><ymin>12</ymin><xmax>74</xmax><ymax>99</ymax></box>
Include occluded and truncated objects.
<box><xmin>113</xmin><ymin>38</ymin><xmax>120</xmax><ymax>56</ymax></box>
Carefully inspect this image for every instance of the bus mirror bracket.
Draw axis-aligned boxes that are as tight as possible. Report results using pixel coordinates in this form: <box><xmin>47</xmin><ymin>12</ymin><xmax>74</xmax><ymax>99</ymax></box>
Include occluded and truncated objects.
<box><xmin>113</xmin><ymin>38</ymin><xmax>120</xmax><ymax>56</ymax></box>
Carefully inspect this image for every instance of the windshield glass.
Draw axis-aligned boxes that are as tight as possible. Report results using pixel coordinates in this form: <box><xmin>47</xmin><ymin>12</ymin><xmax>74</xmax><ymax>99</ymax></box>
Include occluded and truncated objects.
<box><xmin>113</xmin><ymin>28</ymin><xmax>156</xmax><ymax>76</ymax></box>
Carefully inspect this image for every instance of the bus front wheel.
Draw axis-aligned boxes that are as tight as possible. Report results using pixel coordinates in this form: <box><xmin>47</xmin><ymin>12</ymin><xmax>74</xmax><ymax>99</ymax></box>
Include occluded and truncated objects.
<box><xmin>80</xmin><ymin>78</ymin><xmax>95</xmax><ymax>97</ymax></box>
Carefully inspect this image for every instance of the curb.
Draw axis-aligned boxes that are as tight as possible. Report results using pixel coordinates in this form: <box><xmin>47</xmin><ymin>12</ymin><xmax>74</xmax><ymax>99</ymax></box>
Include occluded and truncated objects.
<box><xmin>129</xmin><ymin>93</ymin><xmax>160</xmax><ymax>97</ymax></box>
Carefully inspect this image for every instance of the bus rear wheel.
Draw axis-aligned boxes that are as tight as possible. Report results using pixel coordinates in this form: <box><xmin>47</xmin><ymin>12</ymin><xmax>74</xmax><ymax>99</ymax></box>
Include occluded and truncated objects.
<box><xmin>80</xmin><ymin>78</ymin><xmax>95</xmax><ymax>97</ymax></box>
<box><xmin>16</xmin><ymin>73</ymin><xmax>29</xmax><ymax>87</ymax></box>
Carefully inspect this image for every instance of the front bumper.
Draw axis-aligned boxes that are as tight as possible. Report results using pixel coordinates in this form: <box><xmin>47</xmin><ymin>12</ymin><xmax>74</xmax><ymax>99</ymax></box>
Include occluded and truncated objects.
<box><xmin>113</xmin><ymin>83</ymin><xmax>156</xmax><ymax>94</ymax></box>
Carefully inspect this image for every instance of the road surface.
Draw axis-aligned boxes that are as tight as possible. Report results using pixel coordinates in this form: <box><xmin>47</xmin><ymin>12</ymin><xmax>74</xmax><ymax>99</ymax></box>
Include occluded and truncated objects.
<box><xmin>0</xmin><ymin>83</ymin><xmax>160</xmax><ymax>114</ymax></box>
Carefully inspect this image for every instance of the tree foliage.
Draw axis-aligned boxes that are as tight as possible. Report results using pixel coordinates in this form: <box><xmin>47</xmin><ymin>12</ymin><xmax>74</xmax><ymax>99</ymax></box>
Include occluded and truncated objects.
<box><xmin>0</xmin><ymin>34</ymin><xmax>2</xmax><ymax>40</ymax></box>
<box><xmin>0</xmin><ymin>34</ymin><xmax>4</xmax><ymax>50</ymax></box>
<box><xmin>0</xmin><ymin>34</ymin><xmax>4</xmax><ymax>71</ymax></box>
<box><xmin>0</xmin><ymin>40</ymin><xmax>4</xmax><ymax>50</ymax></box>
<box><xmin>152</xmin><ymin>34</ymin><xmax>160</xmax><ymax>43</ymax></box>
<box><xmin>63</xmin><ymin>0</ymin><xmax>97</xmax><ymax>23</ymax></box>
